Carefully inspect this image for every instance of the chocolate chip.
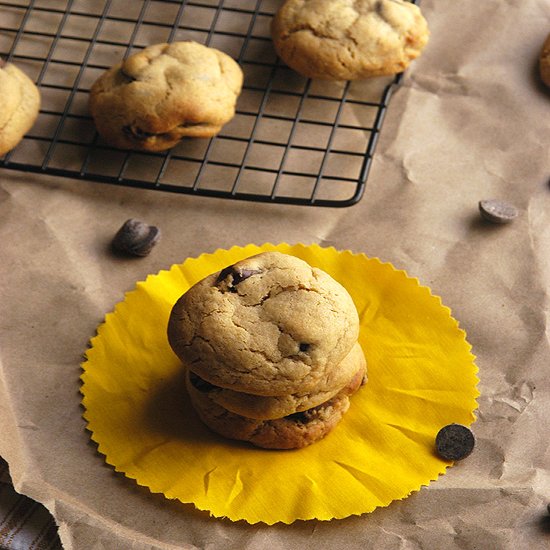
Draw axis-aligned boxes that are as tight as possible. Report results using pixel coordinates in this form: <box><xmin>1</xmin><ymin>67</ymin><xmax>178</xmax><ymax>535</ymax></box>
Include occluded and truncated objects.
<box><xmin>189</xmin><ymin>371</ymin><xmax>218</xmax><ymax>393</ymax></box>
<box><xmin>215</xmin><ymin>265</ymin><xmax>261</xmax><ymax>291</ymax></box>
<box><xmin>234</xmin><ymin>268</ymin><xmax>261</xmax><ymax>285</ymax></box>
<box><xmin>287</xmin><ymin>410</ymin><xmax>310</xmax><ymax>424</ymax></box>
<box><xmin>120</xmin><ymin>67</ymin><xmax>137</xmax><ymax>82</ymax></box>
<box><xmin>122</xmin><ymin>125</ymin><xmax>156</xmax><ymax>140</ymax></box>
<box><xmin>299</xmin><ymin>343</ymin><xmax>310</xmax><ymax>352</ymax></box>
<box><xmin>0</xmin><ymin>57</ymin><xmax>5</xmax><ymax>68</ymax></box>
<box><xmin>111</xmin><ymin>218</ymin><xmax>160</xmax><ymax>257</ymax></box>
<box><xmin>479</xmin><ymin>199</ymin><xmax>518</xmax><ymax>224</ymax></box>
<box><xmin>216</xmin><ymin>266</ymin><xmax>235</xmax><ymax>284</ymax></box>
<box><xmin>178</xmin><ymin>121</ymin><xmax>204</xmax><ymax>128</ymax></box>
<box><xmin>435</xmin><ymin>424</ymin><xmax>475</xmax><ymax>461</ymax></box>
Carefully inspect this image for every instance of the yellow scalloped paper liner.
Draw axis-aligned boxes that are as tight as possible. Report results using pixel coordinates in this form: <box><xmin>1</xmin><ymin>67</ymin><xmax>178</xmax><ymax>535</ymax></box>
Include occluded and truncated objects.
<box><xmin>81</xmin><ymin>243</ymin><xmax>479</xmax><ymax>525</ymax></box>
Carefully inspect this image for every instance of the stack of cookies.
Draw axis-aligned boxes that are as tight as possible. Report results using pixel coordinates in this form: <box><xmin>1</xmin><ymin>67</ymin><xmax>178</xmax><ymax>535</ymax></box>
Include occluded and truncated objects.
<box><xmin>168</xmin><ymin>251</ymin><xmax>367</xmax><ymax>449</ymax></box>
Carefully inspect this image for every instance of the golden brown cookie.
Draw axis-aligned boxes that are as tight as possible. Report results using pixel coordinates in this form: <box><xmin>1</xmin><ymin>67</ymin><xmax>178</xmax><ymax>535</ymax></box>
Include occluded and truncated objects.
<box><xmin>539</xmin><ymin>32</ymin><xmax>550</xmax><ymax>88</ymax></box>
<box><xmin>193</xmin><ymin>342</ymin><xmax>367</xmax><ymax>420</ymax></box>
<box><xmin>271</xmin><ymin>0</ymin><xmax>430</xmax><ymax>80</ymax></box>
<box><xmin>168</xmin><ymin>251</ymin><xmax>361</xmax><ymax>396</ymax></box>
<box><xmin>186</xmin><ymin>372</ymin><xmax>364</xmax><ymax>449</ymax></box>
<box><xmin>88</xmin><ymin>41</ymin><xmax>243</xmax><ymax>151</ymax></box>
<box><xmin>0</xmin><ymin>59</ymin><xmax>40</xmax><ymax>156</ymax></box>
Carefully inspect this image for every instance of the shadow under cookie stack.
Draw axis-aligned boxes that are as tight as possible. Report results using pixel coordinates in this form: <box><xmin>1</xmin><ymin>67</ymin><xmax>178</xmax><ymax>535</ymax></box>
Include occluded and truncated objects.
<box><xmin>168</xmin><ymin>251</ymin><xmax>367</xmax><ymax>449</ymax></box>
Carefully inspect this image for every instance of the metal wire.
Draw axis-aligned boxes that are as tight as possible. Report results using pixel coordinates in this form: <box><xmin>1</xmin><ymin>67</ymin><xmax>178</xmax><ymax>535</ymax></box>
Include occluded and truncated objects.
<box><xmin>0</xmin><ymin>0</ymin><xmax>417</xmax><ymax>207</ymax></box>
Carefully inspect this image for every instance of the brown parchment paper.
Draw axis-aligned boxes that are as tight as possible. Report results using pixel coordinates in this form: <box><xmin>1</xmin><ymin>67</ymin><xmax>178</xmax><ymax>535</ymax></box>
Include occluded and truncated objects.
<box><xmin>1</xmin><ymin>0</ymin><xmax>550</xmax><ymax>548</ymax></box>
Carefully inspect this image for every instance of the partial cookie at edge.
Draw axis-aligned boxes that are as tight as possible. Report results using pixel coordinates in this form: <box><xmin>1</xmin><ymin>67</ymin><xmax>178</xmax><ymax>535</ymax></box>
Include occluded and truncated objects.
<box><xmin>0</xmin><ymin>61</ymin><xmax>41</xmax><ymax>156</ymax></box>
<box><xmin>539</xmin><ymin>32</ymin><xmax>550</xmax><ymax>88</ymax></box>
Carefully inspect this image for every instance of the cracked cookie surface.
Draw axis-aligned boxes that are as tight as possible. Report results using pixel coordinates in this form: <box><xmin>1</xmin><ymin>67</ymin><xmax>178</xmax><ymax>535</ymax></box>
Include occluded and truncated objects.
<box><xmin>186</xmin><ymin>369</ymin><xmax>361</xmax><ymax>449</ymax></box>
<box><xmin>271</xmin><ymin>0</ymin><xmax>429</xmax><ymax>80</ymax></box>
<box><xmin>168</xmin><ymin>251</ymin><xmax>360</xmax><ymax>396</ymax></box>
<box><xmin>189</xmin><ymin>341</ymin><xmax>367</xmax><ymax>420</ymax></box>
<box><xmin>88</xmin><ymin>41</ymin><xmax>243</xmax><ymax>151</ymax></box>
<box><xmin>0</xmin><ymin>60</ymin><xmax>40</xmax><ymax>156</ymax></box>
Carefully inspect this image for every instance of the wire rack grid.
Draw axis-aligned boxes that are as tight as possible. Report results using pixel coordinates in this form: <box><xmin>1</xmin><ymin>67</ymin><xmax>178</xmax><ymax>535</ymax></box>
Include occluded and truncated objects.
<box><xmin>0</xmin><ymin>0</ymin><xmax>415</xmax><ymax>207</ymax></box>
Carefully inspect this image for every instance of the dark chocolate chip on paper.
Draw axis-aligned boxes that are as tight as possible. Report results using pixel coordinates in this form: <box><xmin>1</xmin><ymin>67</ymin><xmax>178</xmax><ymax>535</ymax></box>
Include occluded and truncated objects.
<box><xmin>478</xmin><ymin>199</ymin><xmax>518</xmax><ymax>224</ymax></box>
<box><xmin>111</xmin><ymin>218</ymin><xmax>160</xmax><ymax>257</ymax></box>
<box><xmin>435</xmin><ymin>423</ymin><xmax>475</xmax><ymax>461</ymax></box>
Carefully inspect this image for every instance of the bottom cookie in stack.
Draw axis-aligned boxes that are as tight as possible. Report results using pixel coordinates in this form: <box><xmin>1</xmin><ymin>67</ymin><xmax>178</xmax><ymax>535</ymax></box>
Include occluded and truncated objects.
<box><xmin>186</xmin><ymin>342</ymin><xmax>367</xmax><ymax>450</ymax></box>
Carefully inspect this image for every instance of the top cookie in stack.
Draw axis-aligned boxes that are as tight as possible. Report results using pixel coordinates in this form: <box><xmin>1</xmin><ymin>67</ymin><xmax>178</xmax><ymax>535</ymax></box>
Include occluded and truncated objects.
<box><xmin>168</xmin><ymin>251</ymin><xmax>367</xmax><ymax>449</ymax></box>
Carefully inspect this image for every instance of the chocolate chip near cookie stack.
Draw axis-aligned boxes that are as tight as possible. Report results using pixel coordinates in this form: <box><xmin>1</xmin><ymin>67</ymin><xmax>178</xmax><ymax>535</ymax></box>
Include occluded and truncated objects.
<box><xmin>167</xmin><ymin>251</ymin><xmax>367</xmax><ymax>449</ymax></box>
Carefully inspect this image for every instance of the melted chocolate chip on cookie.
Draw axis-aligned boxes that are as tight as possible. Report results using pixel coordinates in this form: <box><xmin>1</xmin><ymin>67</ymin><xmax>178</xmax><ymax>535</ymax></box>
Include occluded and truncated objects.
<box><xmin>122</xmin><ymin>125</ymin><xmax>156</xmax><ymax>140</ymax></box>
<box><xmin>287</xmin><ymin>410</ymin><xmax>310</xmax><ymax>424</ymax></box>
<box><xmin>215</xmin><ymin>265</ymin><xmax>261</xmax><ymax>292</ymax></box>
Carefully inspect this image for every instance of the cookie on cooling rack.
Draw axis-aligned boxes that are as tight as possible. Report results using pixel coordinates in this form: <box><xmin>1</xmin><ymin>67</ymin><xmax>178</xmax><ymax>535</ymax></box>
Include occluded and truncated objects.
<box><xmin>271</xmin><ymin>0</ymin><xmax>429</xmax><ymax>81</ymax></box>
<box><xmin>88</xmin><ymin>41</ymin><xmax>243</xmax><ymax>152</ymax></box>
<box><xmin>0</xmin><ymin>59</ymin><xmax>41</xmax><ymax>157</ymax></box>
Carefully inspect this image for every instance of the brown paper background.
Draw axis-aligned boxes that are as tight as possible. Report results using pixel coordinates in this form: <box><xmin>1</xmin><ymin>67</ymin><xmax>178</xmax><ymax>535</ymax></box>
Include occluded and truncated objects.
<box><xmin>1</xmin><ymin>0</ymin><xmax>550</xmax><ymax>548</ymax></box>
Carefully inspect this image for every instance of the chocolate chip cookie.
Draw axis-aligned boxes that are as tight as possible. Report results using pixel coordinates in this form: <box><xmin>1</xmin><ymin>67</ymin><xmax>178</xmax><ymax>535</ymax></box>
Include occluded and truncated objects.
<box><xmin>190</xmin><ymin>341</ymin><xmax>367</xmax><ymax>420</ymax></box>
<box><xmin>168</xmin><ymin>251</ymin><xmax>361</xmax><ymax>396</ymax></box>
<box><xmin>88</xmin><ymin>41</ymin><xmax>243</xmax><ymax>151</ymax></box>
<box><xmin>0</xmin><ymin>59</ymin><xmax>40</xmax><ymax>156</ymax></box>
<box><xmin>186</xmin><ymin>371</ymin><xmax>363</xmax><ymax>449</ymax></box>
<box><xmin>271</xmin><ymin>0</ymin><xmax>430</xmax><ymax>80</ymax></box>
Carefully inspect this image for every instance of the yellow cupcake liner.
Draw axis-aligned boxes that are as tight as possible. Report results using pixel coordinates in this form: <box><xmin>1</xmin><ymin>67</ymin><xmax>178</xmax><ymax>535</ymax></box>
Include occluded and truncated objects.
<box><xmin>81</xmin><ymin>243</ymin><xmax>479</xmax><ymax>524</ymax></box>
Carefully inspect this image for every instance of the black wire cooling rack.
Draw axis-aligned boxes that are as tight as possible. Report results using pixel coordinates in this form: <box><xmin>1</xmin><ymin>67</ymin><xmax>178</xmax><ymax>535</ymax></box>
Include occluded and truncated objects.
<box><xmin>0</xmin><ymin>0</ymin><xmax>416</xmax><ymax>207</ymax></box>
